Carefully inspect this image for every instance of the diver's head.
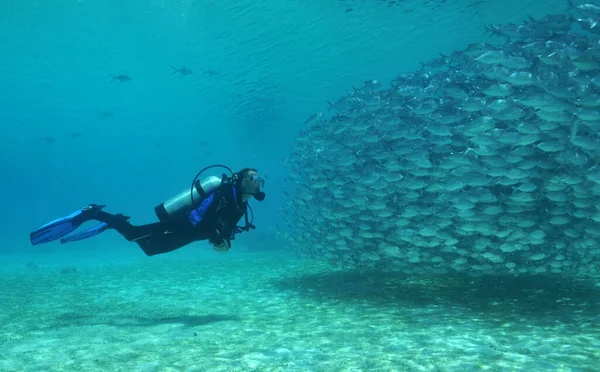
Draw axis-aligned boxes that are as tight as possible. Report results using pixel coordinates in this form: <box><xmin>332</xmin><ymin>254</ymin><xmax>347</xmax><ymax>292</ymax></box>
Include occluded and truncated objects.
<box><xmin>236</xmin><ymin>167</ymin><xmax>266</xmax><ymax>201</ymax></box>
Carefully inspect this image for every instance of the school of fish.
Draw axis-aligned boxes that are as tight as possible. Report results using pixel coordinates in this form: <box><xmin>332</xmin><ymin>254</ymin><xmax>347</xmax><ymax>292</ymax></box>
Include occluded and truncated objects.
<box><xmin>279</xmin><ymin>2</ymin><xmax>600</xmax><ymax>276</ymax></box>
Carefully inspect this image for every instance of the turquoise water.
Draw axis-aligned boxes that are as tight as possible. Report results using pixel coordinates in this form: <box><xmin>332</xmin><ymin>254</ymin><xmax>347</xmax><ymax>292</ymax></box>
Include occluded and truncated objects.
<box><xmin>1</xmin><ymin>0</ymin><xmax>567</xmax><ymax>249</ymax></box>
<box><xmin>2</xmin><ymin>0</ymin><xmax>599</xmax><ymax>370</ymax></box>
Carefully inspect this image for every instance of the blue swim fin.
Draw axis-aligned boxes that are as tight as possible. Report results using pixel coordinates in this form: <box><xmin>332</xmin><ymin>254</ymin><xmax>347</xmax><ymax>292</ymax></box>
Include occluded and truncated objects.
<box><xmin>29</xmin><ymin>204</ymin><xmax>105</xmax><ymax>245</ymax></box>
<box><xmin>60</xmin><ymin>222</ymin><xmax>109</xmax><ymax>244</ymax></box>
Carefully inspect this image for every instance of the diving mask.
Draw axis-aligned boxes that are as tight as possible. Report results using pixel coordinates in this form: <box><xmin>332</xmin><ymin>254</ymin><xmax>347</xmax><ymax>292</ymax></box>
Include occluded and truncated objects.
<box><xmin>250</xmin><ymin>175</ymin><xmax>265</xmax><ymax>189</ymax></box>
<box><xmin>249</xmin><ymin>175</ymin><xmax>266</xmax><ymax>201</ymax></box>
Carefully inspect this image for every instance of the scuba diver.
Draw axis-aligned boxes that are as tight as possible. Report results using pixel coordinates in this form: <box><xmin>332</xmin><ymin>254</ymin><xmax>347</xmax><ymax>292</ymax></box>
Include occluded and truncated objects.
<box><xmin>29</xmin><ymin>166</ymin><xmax>266</xmax><ymax>256</ymax></box>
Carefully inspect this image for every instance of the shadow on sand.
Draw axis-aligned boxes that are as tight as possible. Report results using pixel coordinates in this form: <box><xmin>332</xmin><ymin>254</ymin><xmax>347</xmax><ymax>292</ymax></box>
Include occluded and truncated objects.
<box><xmin>53</xmin><ymin>313</ymin><xmax>240</xmax><ymax>328</ymax></box>
<box><xmin>273</xmin><ymin>269</ymin><xmax>600</xmax><ymax>329</ymax></box>
<box><xmin>126</xmin><ymin>314</ymin><xmax>241</xmax><ymax>327</ymax></box>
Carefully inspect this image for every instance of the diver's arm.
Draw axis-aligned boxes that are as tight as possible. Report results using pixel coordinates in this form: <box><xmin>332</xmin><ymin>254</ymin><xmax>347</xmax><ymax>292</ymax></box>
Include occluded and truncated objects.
<box><xmin>208</xmin><ymin>201</ymin><xmax>237</xmax><ymax>251</ymax></box>
<box><xmin>209</xmin><ymin>226</ymin><xmax>225</xmax><ymax>245</ymax></box>
<box><xmin>208</xmin><ymin>214</ymin><xmax>233</xmax><ymax>251</ymax></box>
<box><xmin>205</xmin><ymin>183</ymin><xmax>240</xmax><ymax>251</ymax></box>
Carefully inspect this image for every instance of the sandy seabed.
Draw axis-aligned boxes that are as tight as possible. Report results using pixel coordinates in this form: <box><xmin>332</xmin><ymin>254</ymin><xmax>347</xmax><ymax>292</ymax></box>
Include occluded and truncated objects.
<box><xmin>1</xmin><ymin>249</ymin><xmax>599</xmax><ymax>371</ymax></box>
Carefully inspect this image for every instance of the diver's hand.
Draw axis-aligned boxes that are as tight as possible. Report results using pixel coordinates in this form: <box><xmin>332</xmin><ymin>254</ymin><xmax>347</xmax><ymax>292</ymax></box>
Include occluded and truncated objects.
<box><xmin>211</xmin><ymin>227</ymin><xmax>231</xmax><ymax>251</ymax></box>
<box><xmin>213</xmin><ymin>240</ymin><xmax>231</xmax><ymax>252</ymax></box>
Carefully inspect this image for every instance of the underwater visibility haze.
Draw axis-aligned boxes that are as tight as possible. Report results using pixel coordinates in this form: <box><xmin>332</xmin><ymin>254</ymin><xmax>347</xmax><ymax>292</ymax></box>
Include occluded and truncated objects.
<box><xmin>1</xmin><ymin>0</ymin><xmax>600</xmax><ymax>370</ymax></box>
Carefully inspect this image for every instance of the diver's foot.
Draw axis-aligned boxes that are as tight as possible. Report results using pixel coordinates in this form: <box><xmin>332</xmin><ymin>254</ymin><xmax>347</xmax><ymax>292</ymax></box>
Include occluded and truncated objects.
<box><xmin>114</xmin><ymin>213</ymin><xmax>131</xmax><ymax>221</ymax></box>
<box><xmin>83</xmin><ymin>204</ymin><xmax>105</xmax><ymax>211</ymax></box>
<box><xmin>80</xmin><ymin>204</ymin><xmax>106</xmax><ymax>219</ymax></box>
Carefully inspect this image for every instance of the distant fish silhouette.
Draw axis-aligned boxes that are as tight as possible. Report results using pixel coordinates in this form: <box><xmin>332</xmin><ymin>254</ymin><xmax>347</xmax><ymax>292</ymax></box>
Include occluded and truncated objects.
<box><xmin>97</xmin><ymin>110</ymin><xmax>114</xmax><ymax>118</ymax></box>
<box><xmin>60</xmin><ymin>266</ymin><xmax>77</xmax><ymax>274</ymax></box>
<box><xmin>40</xmin><ymin>136</ymin><xmax>56</xmax><ymax>144</ymax></box>
<box><xmin>202</xmin><ymin>68</ymin><xmax>220</xmax><ymax>76</ymax></box>
<box><xmin>170</xmin><ymin>65</ymin><xmax>193</xmax><ymax>76</ymax></box>
<box><xmin>110</xmin><ymin>74</ymin><xmax>131</xmax><ymax>83</ymax></box>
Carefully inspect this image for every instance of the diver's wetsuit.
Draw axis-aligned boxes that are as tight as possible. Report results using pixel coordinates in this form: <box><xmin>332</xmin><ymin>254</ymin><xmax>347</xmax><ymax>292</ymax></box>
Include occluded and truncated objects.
<box><xmin>94</xmin><ymin>184</ymin><xmax>249</xmax><ymax>256</ymax></box>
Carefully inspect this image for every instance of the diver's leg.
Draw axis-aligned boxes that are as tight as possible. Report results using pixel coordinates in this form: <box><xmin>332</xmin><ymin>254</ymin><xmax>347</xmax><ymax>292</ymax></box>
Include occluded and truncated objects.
<box><xmin>31</xmin><ymin>205</ymin><xmax>197</xmax><ymax>256</ymax></box>
<box><xmin>93</xmin><ymin>210</ymin><xmax>193</xmax><ymax>256</ymax></box>
<box><xmin>91</xmin><ymin>210</ymin><xmax>159</xmax><ymax>241</ymax></box>
<box><xmin>132</xmin><ymin>229</ymin><xmax>198</xmax><ymax>257</ymax></box>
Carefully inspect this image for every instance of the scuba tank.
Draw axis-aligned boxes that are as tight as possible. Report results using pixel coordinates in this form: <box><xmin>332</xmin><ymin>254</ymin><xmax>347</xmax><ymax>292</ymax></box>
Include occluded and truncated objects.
<box><xmin>154</xmin><ymin>175</ymin><xmax>221</xmax><ymax>223</ymax></box>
